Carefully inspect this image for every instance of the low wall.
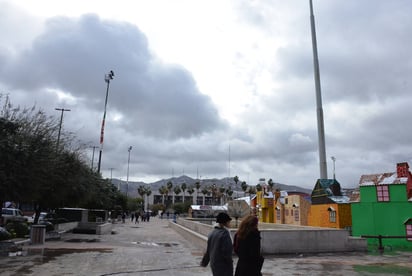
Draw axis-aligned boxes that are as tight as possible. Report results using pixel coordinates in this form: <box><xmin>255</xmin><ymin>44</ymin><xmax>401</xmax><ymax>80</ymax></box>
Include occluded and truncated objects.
<box><xmin>169</xmin><ymin>222</ymin><xmax>207</xmax><ymax>251</ymax></box>
<box><xmin>54</xmin><ymin>222</ymin><xmax>78</xmax><ymax>233</ymax></box>
<box><xmin>174</xmin><ymin>218</ymin><xmax>367</xmax><ymax>255</ymax></box>
<box><xmin>77</xmin><ymin>222</ymin><xmax>113</xmax><ymax>234</ymax></box>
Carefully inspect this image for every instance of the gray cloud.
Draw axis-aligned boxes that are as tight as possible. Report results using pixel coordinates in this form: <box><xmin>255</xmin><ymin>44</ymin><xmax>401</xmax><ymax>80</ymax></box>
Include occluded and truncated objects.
<box><xmin>0</xmin><ymin>13</ymin><xmax>225</xmax><ymax>140</ymax></box>
<box><xmin>2</xmin><ymin>1</ymin><xmax>412</xmax><ymax>189</ymax></box>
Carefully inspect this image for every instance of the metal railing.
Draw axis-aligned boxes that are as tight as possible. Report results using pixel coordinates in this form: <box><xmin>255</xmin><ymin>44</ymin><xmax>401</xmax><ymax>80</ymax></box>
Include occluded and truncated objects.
<box><xmin>361</xmin><ymin>235</ymin><xmax>412</xmax><ymax>253</ymax></box>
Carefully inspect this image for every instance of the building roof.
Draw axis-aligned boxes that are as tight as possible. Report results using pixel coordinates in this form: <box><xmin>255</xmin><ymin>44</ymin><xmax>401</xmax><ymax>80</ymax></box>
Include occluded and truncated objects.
<box><xmin>190</xmin><ymin>205</ymin><xmax>228</xmax><ymax>211</ymax></box>
<box><xmin>359</xmin><ymin>172</ymin><xmax>408</xmax><ymax>186</ymax></box>
<box><xmin>235</xmin><ymin>196</ymin><xmax>253</xmax><ymax>206</ymax></box>
<box><xmin>311</xmin><ymin>178</ymin><xmax>350</xmax><ymax>204</ymax></box>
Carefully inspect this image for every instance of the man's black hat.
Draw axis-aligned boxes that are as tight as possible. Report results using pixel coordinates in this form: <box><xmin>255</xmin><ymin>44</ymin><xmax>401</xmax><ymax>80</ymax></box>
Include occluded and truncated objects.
<box><xmin>216</xmin><ymin>212</ymin><xmax>232</xmax><ymax>223</ymax></box>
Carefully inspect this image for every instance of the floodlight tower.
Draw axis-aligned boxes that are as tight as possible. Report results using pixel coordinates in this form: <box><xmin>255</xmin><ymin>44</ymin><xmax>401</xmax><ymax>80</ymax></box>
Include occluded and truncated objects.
<box><xmin>97</xmin><ymin>70</ymin><xmax>114</xmax><ymax>173</ymax></box>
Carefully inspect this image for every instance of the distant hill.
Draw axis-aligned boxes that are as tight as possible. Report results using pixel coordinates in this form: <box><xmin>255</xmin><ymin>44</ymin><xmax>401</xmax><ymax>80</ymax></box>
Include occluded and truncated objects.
<box><xmin>109</xmin><ymin>175</ymin><xmax>312</xmax><ymax>197</ymax></box>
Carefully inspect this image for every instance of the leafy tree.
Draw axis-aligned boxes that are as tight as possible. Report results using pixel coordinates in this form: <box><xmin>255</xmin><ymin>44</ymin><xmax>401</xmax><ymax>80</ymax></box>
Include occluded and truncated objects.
<box><xmin>0</xmin><ymin>96</ymin><xmax>115</xmax><ymax>216</ymax></box>
<box><xmin>127</xmin><ymin>197</ymin><xmax>144</xmax><ymax>212</ymax></box>
<box><xmin>150</xmin><ymin>203</ymin><xmax>165</xmax><ymax>215</ymax></box>
<box><xmin>172</xmin><ymin>202</ymin><xmax>191</xmax><ymax>214</ymax></box>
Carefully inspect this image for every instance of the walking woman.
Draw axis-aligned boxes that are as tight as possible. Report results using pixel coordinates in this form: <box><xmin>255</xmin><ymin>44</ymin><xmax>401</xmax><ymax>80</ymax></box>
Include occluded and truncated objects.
<box><xmin>233</xmin><ymin>215</ymin><xmax>264</xmax><ymax>276</ymax></box>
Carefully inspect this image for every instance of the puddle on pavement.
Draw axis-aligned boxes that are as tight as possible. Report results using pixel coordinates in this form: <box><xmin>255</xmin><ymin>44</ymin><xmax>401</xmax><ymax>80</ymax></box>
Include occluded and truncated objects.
<box><xmin>65</xmin><ymin>238</ymin><xmax>100</xmax><ymax>243</ymax></box>
<box><xmin>3</xmin><ymin>248</ymin><xmax>113</xmax><ymax>275</ymax></box>
<box><xmin>131</xmin><ymin>241</ymin><xmax>179</xmax><ymax>247</ymax></box>
<box><xmin>354</xmin><ymin>263</ymin><xmax>412</xmax><ymax>275</ymax></box>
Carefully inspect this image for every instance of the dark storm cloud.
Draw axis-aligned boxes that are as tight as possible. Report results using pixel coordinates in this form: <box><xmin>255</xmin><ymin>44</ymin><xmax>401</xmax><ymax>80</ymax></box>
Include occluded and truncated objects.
<box><xmin>0</xmin><ymin>13</ymin><xmax>225</xmax><ymax>139</ymax></box>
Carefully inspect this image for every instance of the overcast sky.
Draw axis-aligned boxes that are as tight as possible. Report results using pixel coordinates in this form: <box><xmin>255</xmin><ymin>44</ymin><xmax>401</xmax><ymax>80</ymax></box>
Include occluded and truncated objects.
<box><xmin>1</xmin><ymin>0</ymin><xmax>412</xmax><ymax>189</ymax></box>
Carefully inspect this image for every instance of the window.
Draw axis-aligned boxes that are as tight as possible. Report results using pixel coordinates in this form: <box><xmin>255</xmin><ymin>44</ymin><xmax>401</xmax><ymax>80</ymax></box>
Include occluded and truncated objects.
<box><xmin>406</xmin><ymin>224</ymin><xmax>412</xmax><ymax>241</ymax></box>
<box><xmin>276</xmin><ymin>209</ymin><xmax>281</xmax><ymax>221</ymax></box>
<box><xmin>329</xmin><ymin>211</ymin><xmax>336</xmax><ymax>223</ymax></box>
<box><xmin>294</xmin><ymin>210</ymin><xmax>299</xmax><ymax>222</ymax></box>
<box><xmin>376</xmin><ymin>185</ymin><xmax>390</xmax><ymax>202</ymax></box>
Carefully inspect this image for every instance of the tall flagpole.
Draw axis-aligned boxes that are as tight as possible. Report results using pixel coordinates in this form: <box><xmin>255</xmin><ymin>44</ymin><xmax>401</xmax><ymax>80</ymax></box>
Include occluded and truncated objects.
<box><xmin>309</xmin><ymin>0</ymin><xmax>328</xmax><ymax>179</ymax></box>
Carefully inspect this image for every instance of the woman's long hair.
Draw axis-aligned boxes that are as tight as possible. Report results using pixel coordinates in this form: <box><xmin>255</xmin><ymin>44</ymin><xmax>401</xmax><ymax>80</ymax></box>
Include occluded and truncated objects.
<box><xmin>236</xmin><ymin>215</ymin><xmax>258</xmax><ymax>240</ymax></box>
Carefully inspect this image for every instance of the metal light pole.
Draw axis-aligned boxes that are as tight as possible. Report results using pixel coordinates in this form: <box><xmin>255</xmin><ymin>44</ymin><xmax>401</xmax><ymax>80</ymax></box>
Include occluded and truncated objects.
<box><xmin>90</xmin><ymin>146</ymin><xmax>98</xmax><ymax>171</ymax></box>
<box><xmin>126</xmin><ymin>146</ymin><xmax>132</xmax><ymax>197</ymax></box>
<box><xmin>109</xmin><ymin>167</ymin><xmax>115</xmax><ymax>188</ymax></box>
<box><xmin>97</xmin><ymin>70</ymin><xmax>115</xmax><ymax>173</ymax></box>
<box><xmin>55</xmin><ymin>108</ymin><xmax>71</xmax><ymax>152</ymax></box>
<box><xmin>309</xmin><ymin>0</ymin><xmax>328</xmax><ymax>179</ymax></box>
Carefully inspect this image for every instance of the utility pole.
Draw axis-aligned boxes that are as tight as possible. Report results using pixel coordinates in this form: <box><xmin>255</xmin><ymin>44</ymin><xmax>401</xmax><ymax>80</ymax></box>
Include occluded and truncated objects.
<box><xmin>55</xmin><ymin>108</ymin><xmax>71</xmax><ymax>152</ymax></box>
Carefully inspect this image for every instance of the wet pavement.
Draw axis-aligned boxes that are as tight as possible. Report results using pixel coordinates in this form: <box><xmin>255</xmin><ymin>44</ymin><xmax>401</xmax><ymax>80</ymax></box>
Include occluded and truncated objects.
<box><xmin>0</xmin><ymin>217</ymin><xmax>412</xmax><ymax>275</ymax></box>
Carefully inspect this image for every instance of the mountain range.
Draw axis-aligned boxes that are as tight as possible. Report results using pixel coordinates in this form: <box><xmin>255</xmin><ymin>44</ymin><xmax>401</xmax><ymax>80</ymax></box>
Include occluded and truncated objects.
<box><xmin>110</xmin><ymin>175</ymin><xmax>312</xmax><ymax>198</ymax></box>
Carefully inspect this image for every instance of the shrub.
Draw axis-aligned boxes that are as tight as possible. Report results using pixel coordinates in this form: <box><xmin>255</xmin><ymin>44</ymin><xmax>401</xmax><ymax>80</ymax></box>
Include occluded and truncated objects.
<box><xmin>5</xmin><ymin>222</ymin><xmax>29</xmax><ymax>238</ymax></box>
<box><xmin>0</xmin><ymin>227</ymin><xmax>12</xmax><ymax>241</ymax></box>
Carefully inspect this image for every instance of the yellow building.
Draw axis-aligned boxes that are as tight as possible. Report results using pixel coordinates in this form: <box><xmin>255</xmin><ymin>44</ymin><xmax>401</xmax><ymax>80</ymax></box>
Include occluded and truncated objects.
<box><xmin>256</xmin><ymin>191</ymin><xmax>274</xmax><ymax>223</ymax></box>
<box><xmin>307</xmin><ymin>179</ymin><xmax>352</xmax><ymax>229</ymax></box>
<box><xmin>308</xmin><ymin>203</ymin><xmax>351</xmax><ymax>229</ymax></box>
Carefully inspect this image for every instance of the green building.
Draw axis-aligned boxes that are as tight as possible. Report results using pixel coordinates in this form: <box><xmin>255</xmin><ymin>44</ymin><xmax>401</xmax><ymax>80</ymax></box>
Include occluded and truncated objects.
<box><xmin>351</xmin><ymin>162</ymin><xmax>412</xmax><ymax>249</ymax></box>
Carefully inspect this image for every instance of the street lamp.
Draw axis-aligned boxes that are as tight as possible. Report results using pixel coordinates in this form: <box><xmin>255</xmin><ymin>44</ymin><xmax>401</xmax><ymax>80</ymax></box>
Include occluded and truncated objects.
<box><xmin>97</xmin><ymin>70</ymin><xmax>115</xmax><ymax>173</ymax></box>
<box><xmin>126</xmin><ymin>146</ymin><xmax>132</xmax><ymax>197</ymax></box>
<box><xmin>90</xmin><ymin>145</ymin><xmax>98</xmax><ymax>171</ymax></box>
<box><xmin>55</xmin><ymin>108</ymin><xmax>71</xmax><ymax>152</ymax></box>
<box><xmin>331</xmin><ymin>156</ymin><xmax>336</xmax><ymax>179</ymax></box>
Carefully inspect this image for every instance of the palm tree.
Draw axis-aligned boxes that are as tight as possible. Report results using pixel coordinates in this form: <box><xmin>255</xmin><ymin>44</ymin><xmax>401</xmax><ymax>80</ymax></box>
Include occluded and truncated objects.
<box><xmin>241</xmin><ymin>181</ymin><xmax>248</xmax><ymax>196</ymax></box>
<box><xmin>195</xmin><ymin>181</ymin><xmax>201</xmax><ymax>204</ymax></box>
<box><xmin>187</xmin><ymin>186</ymin><xmax>195</xmax><ymax>204</ymax></box>
<box><xmin>226</xmin><ymin>186</ymin><xmax>233</xmax><ymax>199</ymax></box>
<box><xmin>158</xmin><ymin>186</ymin><xmax>168</xmax><ymax>205</ymax></box>
<box><xmin>248</xmin><ymin>186</ymin><xmax>257</xmax><ymax>195</ymax></box>
<box><xmin>167</xmin><ymin>180</ymin><xmax>173</xmax><ymax>204</ymax></box>
<box><xmin>234</xmin><ymin>175</ymin><xmax>239</xmax><ymax>186</ymax></box>
<box><xmin>173</xmin><ymin>186</ymin><xmax>182</xmax><ymax>203</ymax></box>
<box><xmin>201</xmin><ymin>188</ymin><xmax>209</xmax><ymax>205</ymax></box>
<box><xmin>145</xmin><ymin>187</ymin><xmax>152</xmax><ymax>211</ymax></box>
<box><xmin>181</xmin><ymin>182</ymin><xmax>187</xmax><ymax>203</ymax></box>
<box><xmin>268</xmin><ymin>178</ymin><xmax>274</xmax><ymax>193</ymax></box>
<box><xmin>138</xmin><ymin>185</ymin><xmax>146</xmax><ymax>199</ymax></box>
<box><xmin>219</xmin><ymin>186</ymin><xmax>226</xmax><ymax>204</ymax></box>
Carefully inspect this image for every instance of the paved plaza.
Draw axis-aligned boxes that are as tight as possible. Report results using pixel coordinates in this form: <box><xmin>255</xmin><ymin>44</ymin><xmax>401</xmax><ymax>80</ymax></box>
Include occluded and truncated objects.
<box><xmin>0</xmin><ymin>217</ymin><xmax>412</xmax><ymax>275</ymax></box>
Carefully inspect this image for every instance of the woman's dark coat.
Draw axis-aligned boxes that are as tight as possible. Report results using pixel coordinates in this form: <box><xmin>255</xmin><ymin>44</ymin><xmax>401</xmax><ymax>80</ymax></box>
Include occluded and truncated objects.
<box><xmin>234</xmin><ymin>229</ymin><xmax>263</xmax><ymax>276</ymax></box>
